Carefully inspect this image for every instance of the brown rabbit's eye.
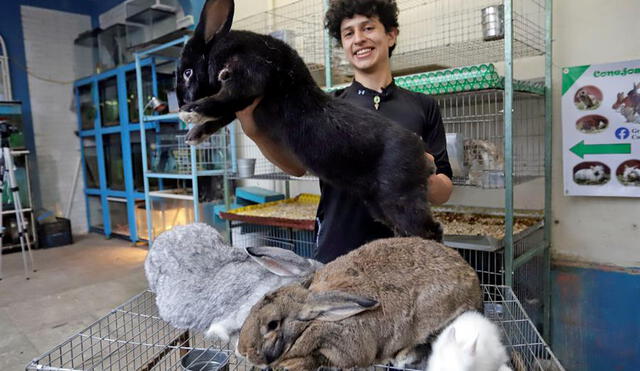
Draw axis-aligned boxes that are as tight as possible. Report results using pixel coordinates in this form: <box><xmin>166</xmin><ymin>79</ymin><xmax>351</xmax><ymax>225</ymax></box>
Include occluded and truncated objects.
<box><xmin>267</xmin><ymin>320</ymin><xmax>279</xmax><ymax>331</ymax></box>
<box><xmin>183</xmin><ymin>69</ymin><xmax>193</xmax><ymax>80</ymax></box>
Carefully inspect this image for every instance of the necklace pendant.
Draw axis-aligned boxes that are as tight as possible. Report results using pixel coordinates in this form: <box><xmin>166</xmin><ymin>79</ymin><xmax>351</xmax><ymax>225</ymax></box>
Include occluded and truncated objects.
<box><xmin>373</xmin><ymin>95</ymin><xmax>381</xmax><ymax>110</ymax></box>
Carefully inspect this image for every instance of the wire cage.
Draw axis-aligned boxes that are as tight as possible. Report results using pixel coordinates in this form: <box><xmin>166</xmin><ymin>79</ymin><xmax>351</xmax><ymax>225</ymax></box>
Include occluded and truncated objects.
<box><xmin>389</xmin><ymin>0</ymin><xmax>546</xmax><ymax>74</ymax></box>
<box><xmin>27</xmin><ymin>285</ymin><xmax>563</xmax><ymax>371</ymax></box>
<box><xmin>230</xmin><ymin>0</ymin><xmax>547</xmax><ymax>84</ymax></box>
<box><xmin>230</xmin><ymin>222</ymin><xmax>317</xmax><ymax>259</ymax></box>
<box><xmin>150</xmin><ymin>128</ymin><xmax>232</xmax><ymax>175</ymax></box>
<box><xmin>233</xmin><ymin>0</ymin><xmax>353</xmax><ymax>86</ymax></box>
<box><xmin>225</xmin><ymin>121</ymin><xmax>318</xmax><ymax>181</ymax></box>
<box><xmin>436</xmin><ymin>89</ymin><xmax>545</xmax><ymax>188</ymax></box>
<box><xmin>217</xmin><ymin>0</ymin><xmax>551</xmax><ymax>346</ymax></box>
<box><xmin>450</xmin><ymin>219</ymin><xmax>547</xmax><ymax>333</ymax></box>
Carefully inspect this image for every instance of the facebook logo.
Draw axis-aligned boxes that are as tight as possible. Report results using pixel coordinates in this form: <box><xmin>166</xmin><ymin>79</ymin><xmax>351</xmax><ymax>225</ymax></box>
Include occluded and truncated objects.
<box><xmin>615</xmin><ymin>127</ymin><xmax>630</xmax><ymax>140</ymax></box>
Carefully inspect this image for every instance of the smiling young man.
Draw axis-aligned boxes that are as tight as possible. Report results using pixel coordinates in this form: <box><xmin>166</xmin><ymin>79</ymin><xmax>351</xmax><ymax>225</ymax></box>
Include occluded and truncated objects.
<box><xmin>236</xmin><ymin>0</ymin><xmax>452</xmax><ymax>263</ymax></box>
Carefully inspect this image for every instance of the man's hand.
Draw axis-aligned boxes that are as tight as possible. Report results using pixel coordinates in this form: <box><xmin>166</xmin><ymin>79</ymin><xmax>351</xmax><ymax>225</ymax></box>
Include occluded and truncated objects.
<box><xmin>425</xmin><ymin>152</ymin><xmax>435</xmax><ymax>164</ymax></box>
<box><xmin>235</xmin><ymin>96</ymin><xmax>263</xmax><ymax>138</ymax></box>
<box><xmin>425</xmin><ymin>152</ymin><xmax>453</xmax><ymax>205</ymax></box>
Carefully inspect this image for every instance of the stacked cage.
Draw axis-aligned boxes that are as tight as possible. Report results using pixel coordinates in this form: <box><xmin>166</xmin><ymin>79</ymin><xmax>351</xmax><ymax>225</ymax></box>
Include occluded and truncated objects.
<box><xmin>391</xmin><ymin>0</ymin><xmax>545</xmax><ymax>74</ymax></box>
<box><xmin>354</xmin><ymin>0</ymin><xmax>552</xmax><ymax>336</ymax></box>
<box><xmin>25</xmin><ymin>1</ymin><xmax>561</xmax><ymax>368</ymax></box>
<box><xmin>224</xmin><ymin>0</ymin><xmax>551</xmax><ymax>336</ymax></box>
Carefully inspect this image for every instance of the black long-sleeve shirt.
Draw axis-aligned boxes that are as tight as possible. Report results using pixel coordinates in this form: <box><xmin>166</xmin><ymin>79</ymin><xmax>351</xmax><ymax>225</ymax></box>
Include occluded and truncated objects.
<box><xmin>314</xmin><ymin>80</ymin><xmax>452</xmax><ymax>263</ymax></box>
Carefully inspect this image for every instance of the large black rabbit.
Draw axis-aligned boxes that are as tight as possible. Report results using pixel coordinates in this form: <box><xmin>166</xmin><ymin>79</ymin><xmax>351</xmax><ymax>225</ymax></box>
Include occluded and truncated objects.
<box><xmin>177</xmin><ymin>0</ymin><xmax>442</xmax><ymax>241</ymax></box>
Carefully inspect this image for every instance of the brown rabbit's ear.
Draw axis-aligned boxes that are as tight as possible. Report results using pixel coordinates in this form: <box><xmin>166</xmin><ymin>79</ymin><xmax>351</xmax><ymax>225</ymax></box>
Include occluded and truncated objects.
<box><xmin>245</xmin><ymin>246</ymin><xmax>315</xmax><ymax>277</ymax></box>
<box><xmin>196</xmin><ymin>0</ymin><xmax>235</xmax><ymax>44</ymax></box>
<box><xmin>297</xmin><ymin>291</ymin><xmax>379</xmax><ymax>322</ymax></box>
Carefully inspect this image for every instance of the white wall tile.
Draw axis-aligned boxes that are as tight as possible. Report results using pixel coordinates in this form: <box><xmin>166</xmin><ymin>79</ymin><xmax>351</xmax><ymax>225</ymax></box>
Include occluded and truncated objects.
<box><xmin>21</xmin><ymin>6</ymin><xmax>92</xmax><ymax>234</ymax></box>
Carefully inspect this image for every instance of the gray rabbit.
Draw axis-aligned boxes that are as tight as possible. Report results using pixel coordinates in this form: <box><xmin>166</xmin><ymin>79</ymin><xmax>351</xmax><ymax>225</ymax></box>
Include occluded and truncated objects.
<box><xmin>237</xmin><ymin>237</ymin><xmax>482</xmax><ymax>370</ymax></box>
<box><xmin>144</xmin><ymin>223</ymin><xmax>323</xmax><ymax>341</ymax></box>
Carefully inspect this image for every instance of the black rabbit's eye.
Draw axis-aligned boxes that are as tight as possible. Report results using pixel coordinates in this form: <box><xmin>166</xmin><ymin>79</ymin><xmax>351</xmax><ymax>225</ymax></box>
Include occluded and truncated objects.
<box><xmin>219</xmin><ymin>69</ymin><xmax>231</xmax><ymax>81</ymax></box>
<box><xmin>267</xmin><ymin>320</ymin><xmax>279</xmax><ymax>331</ymax></box>
<box><xmin>183</xmin><ymin>69</ymin><xmax>193</xmax><ymax>80</ymax></box>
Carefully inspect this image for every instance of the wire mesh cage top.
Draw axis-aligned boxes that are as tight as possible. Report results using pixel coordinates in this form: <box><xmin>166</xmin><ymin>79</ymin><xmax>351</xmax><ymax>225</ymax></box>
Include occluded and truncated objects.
<box><xmin>391</xmin><ymin>0</ymin><xmax>546</xmax><ymax>73</ymax></box>
<box><xmin>27</xmin><ymin>285</ymin><xmax>564</xmax><ymax>371</ymax></box>
<box><xmin>233</xmin><ymin>0</ymin><xmax>546</xmax><ymax>83</ymax></box>
<box><xmin>233</xmin><ymin>0</ymin><xmax>336</xmax><ymax>84</ymax></box>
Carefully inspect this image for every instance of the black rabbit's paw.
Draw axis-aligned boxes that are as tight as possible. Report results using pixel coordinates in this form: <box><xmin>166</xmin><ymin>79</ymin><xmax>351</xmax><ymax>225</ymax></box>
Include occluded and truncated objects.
<box><xmin>185</xmin><ymin>124</ymin><xmax>210</xmax><ymax>145</ymax></box>
<box><xmin>179</xmin><ymin>110</ymin><xmax>216</xmax><ymax>125</ymax></box>
<box><xmin>431</xmin><ymin>223</ymin><xmax>444</xmax><ymax>243</ymax></box>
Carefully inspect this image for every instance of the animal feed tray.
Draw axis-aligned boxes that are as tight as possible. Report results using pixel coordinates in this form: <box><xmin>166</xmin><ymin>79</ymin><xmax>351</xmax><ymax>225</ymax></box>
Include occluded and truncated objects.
<box><xmin>435</xmin><ymin>207</ymin><xmax>544</xmax><ymax>252</ymax></box>
<box><xmin>219</xmin><ymin>193</ymin><xmax>319</xmax><ymax>231</ymax></box>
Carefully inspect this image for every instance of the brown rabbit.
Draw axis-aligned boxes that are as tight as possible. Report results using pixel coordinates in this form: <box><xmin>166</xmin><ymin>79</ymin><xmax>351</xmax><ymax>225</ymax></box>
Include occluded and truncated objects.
<box><xmin>237</xmin><ymin>237</ymin><xmax>482</xmax><ymax>370</ymax></box>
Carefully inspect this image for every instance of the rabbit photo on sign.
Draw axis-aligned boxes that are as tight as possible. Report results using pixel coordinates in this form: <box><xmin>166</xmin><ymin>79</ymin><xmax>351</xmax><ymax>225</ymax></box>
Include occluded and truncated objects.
<box><xmin>236</xmin><ymin>237</ymin><xmax>482</xmax><ymax>371</ymax></box>
<box><xmin>144</xmin><ymin>223</ymin><xmax>323</xmax><ymax>342</ymax></box>
<box><xmin>176</xmin><ymin>0</ymin><xmax>443</xmax><ymax>241</ymax></box>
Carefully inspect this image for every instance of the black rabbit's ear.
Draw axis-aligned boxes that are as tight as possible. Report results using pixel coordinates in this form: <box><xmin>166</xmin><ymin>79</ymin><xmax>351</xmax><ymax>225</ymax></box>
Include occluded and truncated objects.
<box><xmin>195</xmin><ymin>0</ymin><xmax>235</xmax><ymax>44</ymax></box>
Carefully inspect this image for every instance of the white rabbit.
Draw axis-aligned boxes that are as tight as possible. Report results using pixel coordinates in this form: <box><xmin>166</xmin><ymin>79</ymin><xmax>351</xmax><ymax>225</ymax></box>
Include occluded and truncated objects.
<box><xmin>426</xmin><ymin>311</ymin><xmax>512</xmax><ymax>371</ymax></box>
<box><xmin>622</xmin><ymin>165</ymin><xmax>640</xmax><ymax>184</ymax></box>
<box><xmin>574</xmin><ymin>165</ymin><xmax>605</xmax><ymax>183</ymax></box>
<box><xmin>144</xmin><ymin>223</ymin><xmax>323</xmax><ymax>342</ymax></box>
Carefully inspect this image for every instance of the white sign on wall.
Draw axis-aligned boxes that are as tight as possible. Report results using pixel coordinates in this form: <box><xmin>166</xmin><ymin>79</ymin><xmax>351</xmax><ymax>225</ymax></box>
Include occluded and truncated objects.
<box><xmin>562</xmin><ymin>59</ymin><xmax>640</xmax><ymax>197</ymax></box>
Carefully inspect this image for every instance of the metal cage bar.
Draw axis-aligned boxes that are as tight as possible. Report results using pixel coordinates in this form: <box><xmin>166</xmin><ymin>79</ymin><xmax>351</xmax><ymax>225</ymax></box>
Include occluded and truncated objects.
<box><xmin>542</xmin><ymin>0</ymin><xmax>553</xmax><ymax>342</ymax></box>
<box><xmin>504</xmin><ymin>0</ymin><xmax>515</xmax><ymax>287</ymax></box>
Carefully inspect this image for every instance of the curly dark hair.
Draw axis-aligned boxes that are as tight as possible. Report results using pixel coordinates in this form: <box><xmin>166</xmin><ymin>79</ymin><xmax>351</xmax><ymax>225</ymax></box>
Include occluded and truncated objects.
<box><xmin>325</xmin><ymin>0</ymin><xmax>399</xmax><ymax>57</ymax></box>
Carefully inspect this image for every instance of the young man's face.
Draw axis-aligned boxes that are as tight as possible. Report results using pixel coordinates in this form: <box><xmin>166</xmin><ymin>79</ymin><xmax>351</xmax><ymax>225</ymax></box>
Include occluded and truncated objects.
<box><xmin>339</xmin><ymin>14</ymin><xmax>398</xmax><ymax>74</ymax></box>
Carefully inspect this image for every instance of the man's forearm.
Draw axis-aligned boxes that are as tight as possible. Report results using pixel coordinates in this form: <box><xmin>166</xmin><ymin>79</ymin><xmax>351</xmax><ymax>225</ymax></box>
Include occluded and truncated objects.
<box><xmin>249</xmin><ymin>134</ymin><xmax>307</xmax><ymax>177</ymax></box>
<box><xmin>236</xmin><ymin>103</ymin><xmax>307</xmax><ymax>177</ymax></box>
<box><xmin>428</xmin><ymin>173</ymin><xmax>453</xmax><ymax>205</ymax></box>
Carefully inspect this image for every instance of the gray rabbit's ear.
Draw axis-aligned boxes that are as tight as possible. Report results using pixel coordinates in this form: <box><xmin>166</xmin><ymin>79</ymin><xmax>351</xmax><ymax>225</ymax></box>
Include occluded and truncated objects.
<box><xmin>297</xmin><ymin>291</ymin><xmax>379</xmax><ymax>322</ymax></box>
<box><xmin>196</xmin><ymin>0</ymin><xmax>235</xmax><ymax>44</ymax></box>
<box><xmin>245</xmin><ymin>246</ymin><xmax>315</xmax><ymax>277</ymax></box>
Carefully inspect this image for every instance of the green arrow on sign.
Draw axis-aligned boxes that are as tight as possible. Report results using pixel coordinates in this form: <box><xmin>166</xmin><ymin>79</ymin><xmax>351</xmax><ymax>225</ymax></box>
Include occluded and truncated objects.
<box><xmin>570</xmin><ymin>140</ymin><xmax>631</xmax><ymax>158</ymax></box>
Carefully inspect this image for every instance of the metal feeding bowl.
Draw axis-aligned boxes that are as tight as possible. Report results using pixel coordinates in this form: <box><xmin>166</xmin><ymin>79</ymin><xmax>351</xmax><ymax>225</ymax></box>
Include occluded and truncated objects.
<box><xmin>181</xmin><ymin>349</ymin><xmax>230</xmax><ymax>371</ymax></box>
<box><xmin>481</xmin><ymin>5</ymin><xmax>505</xmax><ymax>41</ymax></box>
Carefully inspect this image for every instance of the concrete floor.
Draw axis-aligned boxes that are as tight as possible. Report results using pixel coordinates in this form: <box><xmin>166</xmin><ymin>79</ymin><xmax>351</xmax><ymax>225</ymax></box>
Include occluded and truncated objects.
<box><xmin>0</xmin><ymin>234</ymin><xmax>148</xmax><ymax>371</ymax></box>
